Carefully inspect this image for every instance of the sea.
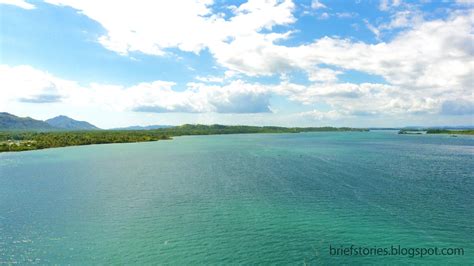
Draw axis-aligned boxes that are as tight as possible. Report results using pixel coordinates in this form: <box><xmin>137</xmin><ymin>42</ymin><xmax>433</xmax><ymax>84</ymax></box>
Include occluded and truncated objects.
<box><xmin>1</xmin><ymin>131</ymin><xmax>473</xmax><ymax>264</ymax></box>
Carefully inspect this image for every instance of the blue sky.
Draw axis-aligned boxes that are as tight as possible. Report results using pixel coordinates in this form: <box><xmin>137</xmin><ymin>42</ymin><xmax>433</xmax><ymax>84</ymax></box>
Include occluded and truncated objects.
<box><xmin>0</xmin><ymin>0</ymin><xmax>472</xmax><ymax>128</ymax></box>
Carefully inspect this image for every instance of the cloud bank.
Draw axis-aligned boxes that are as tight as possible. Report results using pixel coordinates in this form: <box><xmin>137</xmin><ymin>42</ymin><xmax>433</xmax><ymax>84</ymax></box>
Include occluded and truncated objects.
<box><xmin>1</xmin><ymin>0</ymin><xmax>472</xmax><ymax>124</ymax></box>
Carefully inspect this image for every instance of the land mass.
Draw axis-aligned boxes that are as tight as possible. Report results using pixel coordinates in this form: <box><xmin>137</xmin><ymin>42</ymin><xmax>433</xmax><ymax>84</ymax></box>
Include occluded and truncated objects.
<box><xmin>0</xmin><ymin>124</ymin><xmax>368</xmax><ymax>152</ymax></box>
<box><xmin>425</xmin><ymin>129</ymin><xmax>474</xmax><ymax>135</ymax></box>
<box><xmin>398</xmin><ymin>129</ymin><xmax>474</xmax><ymax>135</ymax></box>
<box><xmin>0</xmin><ymin>112</ymin><xmax>100</xmax><ymax>131</ymax></box>
<box><xmin>2</xmin><ymin>112</ymin><xmax>472</xmax><ymax>152</ymax></box>
<box><xmin>0</xmin><ymin>112</ymin><xmax>56</xmax><ymax>131</ymax></box>
<box><xmin>46</xmin><ymin>115</ymin><xmax>100</xmax><ymax>130</ymax></box>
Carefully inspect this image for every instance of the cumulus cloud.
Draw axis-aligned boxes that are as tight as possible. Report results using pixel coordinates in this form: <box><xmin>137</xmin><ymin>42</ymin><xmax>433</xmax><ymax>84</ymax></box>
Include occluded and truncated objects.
<box><xmin>43</xmin><ymin>0</ymin><xmax>298</xmax><ymax>77</ymax></box>
<box><xmin>41</xmin><ymin>1</ymin><xmax>472</xmax><ymax>98</ymax></box>
<box><xmin>365</xmin><ymin>4</ymin><xmax>425</xmax><ymax>39</ymax></box>
<box><xmin>0</xmin><ymin>65</ymin><xmax>271</xmax><ymax>114</ymax></box>
<box><xmin>199</xmin><ymin>8</ymin><xmax>472</xmax><ymax>102</ymax></box>
<box><xmin>1</xmin><ymin>62</ymin><xmax>472</xmax><ymax>120</ymax></box>
<box><xmin>0</xmin><ymin>65</ymin><xmax>81</xmax><ymax>107</ymax></box>
<box><xmin>307</xmin><ymin>67</ymin><xmax>342</xmax><ymax>82</ymax></box>
<box><xmin>273</xmin><ymin>78</ymin><xmax>450</xmax><ymax>118</ymax></box>
<box><xmin>290</xmin><ymin>12</ymin><xmax>474</xmax><ymax>95</ymax></box>
<box><xmin>44</xmin><ymin>0</ymin><xmax>295</xmax><ymax>57</ymax></box>
<box><xmin>128</xmin><ymin>80</ymin><xmax>272</xmax><ymax>113</ymax></box>
<box><xmin>3</xmin><ymin>1</ymin><xmax>473</xmax><ymax>122</ymax></box>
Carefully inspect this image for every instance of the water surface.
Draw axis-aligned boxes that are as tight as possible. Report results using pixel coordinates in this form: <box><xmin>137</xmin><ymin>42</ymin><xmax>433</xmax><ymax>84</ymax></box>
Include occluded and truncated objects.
<box><xmin>1</xmin><ymin>131</ymin><xmax>473</xmax><ymax>264</ymax></box>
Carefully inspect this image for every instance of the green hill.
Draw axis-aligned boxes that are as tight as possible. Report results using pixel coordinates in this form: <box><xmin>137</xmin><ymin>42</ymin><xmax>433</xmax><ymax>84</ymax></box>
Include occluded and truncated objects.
<box><xmin>46</xmin><ymin>115</ymin><xmax>100</xmax><ymax>130</ymax></box>
<box><xmin>0</xmin><ymin>112</ymin><xmax>55</xmax><ymax>131</ymax></box>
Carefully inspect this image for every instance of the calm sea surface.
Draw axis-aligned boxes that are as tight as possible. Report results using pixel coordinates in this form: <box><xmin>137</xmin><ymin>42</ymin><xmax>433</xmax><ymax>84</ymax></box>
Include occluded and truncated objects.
<box><xmin>0</xmin><ymin>131</ymin><xmax>473</xmax><ymax>264</ymax></box>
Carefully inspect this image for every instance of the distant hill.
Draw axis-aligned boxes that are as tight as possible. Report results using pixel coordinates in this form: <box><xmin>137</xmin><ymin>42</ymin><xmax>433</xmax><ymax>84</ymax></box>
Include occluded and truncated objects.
<box><xmin>46</xmin><ymin>115</ymin><xmax>100</xmax><ymax>130</ymax></box>
<box><xmin>0</xmin><ymin>112</ymin><xmax>55</xmax><ymax>131</ymax></box>
<box><xmin>112</xmin><ymin>125</ymin><xmax>174</xmax><ymax>130</ymax></box>
<box><xmin>0</xmin><ymin>113</ymin><xmax>100</xmax><ymax>131</ymax></box>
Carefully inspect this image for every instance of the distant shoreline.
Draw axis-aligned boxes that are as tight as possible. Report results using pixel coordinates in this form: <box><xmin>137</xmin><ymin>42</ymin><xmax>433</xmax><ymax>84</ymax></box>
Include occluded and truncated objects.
<box><xmin>0</xmin><ymin>124</ymin><xmax>368</xmax><ymax>153</ymax></box>
<box><xmin>398</xmin><ymin>129</ymin><xmax>474</xmax><ymax>135</ymax></box>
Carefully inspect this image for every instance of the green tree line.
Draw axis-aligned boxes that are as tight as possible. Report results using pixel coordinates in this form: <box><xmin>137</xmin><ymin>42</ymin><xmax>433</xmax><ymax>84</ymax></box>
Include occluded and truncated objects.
<box><xmin>0</xmin><ymin>124</ymin><xmax>368</xmax><ymax>152</ymax></box>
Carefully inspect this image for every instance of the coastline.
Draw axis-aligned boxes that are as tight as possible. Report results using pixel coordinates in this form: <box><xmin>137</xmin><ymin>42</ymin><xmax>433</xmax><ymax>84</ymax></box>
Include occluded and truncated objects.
<box><xmin>0</xmin><ymin>125</ymin><xmax>368</xmax><ymax>153</ymax></box>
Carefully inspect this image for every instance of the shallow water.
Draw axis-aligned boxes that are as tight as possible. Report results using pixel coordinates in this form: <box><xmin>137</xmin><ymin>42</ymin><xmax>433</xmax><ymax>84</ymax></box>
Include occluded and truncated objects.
<box><xmin>0</xmin><ymin>131</ymin><xmax>473</xmax><ymax>264</ymax></box>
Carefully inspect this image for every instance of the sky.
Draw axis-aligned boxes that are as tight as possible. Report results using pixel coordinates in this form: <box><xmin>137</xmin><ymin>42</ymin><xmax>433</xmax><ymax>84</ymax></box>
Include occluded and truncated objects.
<box><xmin>0</xmin><ymin>0</ymin><xmax>473</xmax><ymax>129</ymax></box>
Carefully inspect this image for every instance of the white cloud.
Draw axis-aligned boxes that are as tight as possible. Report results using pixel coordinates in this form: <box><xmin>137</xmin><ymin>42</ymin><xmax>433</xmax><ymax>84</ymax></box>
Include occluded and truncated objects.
<box><xmin>209</xmin><ymin>31</ymin><xmax>295</xmax><ymax>76</ymax></box>
<box><xmin>299</xmin><ymin>109</ymin><xmax>344</xmax><ymax>120</ymax></box>
<box><xmin>44</xmin><ymin>0</ymin><xmax>295</xmax><ymax>56</ymax></box>
<box><xmin>381</xmin><ymin>10</ymin><xmax>424</xmax><ymax>29</ymax></box>
<box><xmin>0</xmin><ymin>65</ymin><xmax>83</xmax><ymax>107</ymax></box>
<box><xmin>288</xmin><ymin>12</ymin><xmax>473</xmax><ymax>97</ymax></box>
<box><xmin>0</xmin><ymin>0</ymin><xmax>35</xmax><ymax>9</ymax></box>
<box><xmin>365</xmin><ymin>8</ymin><xmax>425</xmax><ymax>38</ymax></box>
<box><xmin>1</xmin><ymin>62</ymin><xmax>472</xmax><ymax>123</ymax></box>
<box><xmin>307</xmin><ymin>67</ymin><xmax>342</xmax><ymax>82</ymax></box>
<box><xmin>0</xmin><ymin>65</ymin><xmax>271</xmax><ymax>114</ymax></box>
<box><xmin>318</xmin><ymin>12</ymin><xmax>330</xmax><ymax>20</ymax></box>
<box><xmin>274</xmin><ymin>81</ymin><xmax>446</xmax><ymax>118</ymax></box>
<box><xmin>42</xmin><ymin>0</ymin><xmax>472</xmax><ymax>97</ymax></box>
<box><xmin>379</xmin><ymin>0</ymin><xmax>402</xmax><ymax>11</ymax></box>
<box><xmin>363</xmin><ymin>19</ymin><xmax>381</xmax><ymax>39</ymax></box>
<box><xmin>311</xmin><ymin>0</ymin><xmax>326</xmax><ymax>9</ymax></box>
<box><xmin>3</xmin><ymin>1</ymin><xmax>473</xmax><ymax>123</ymax></box>
<box><xmin>130</xmin><ymin>80</ymin><xmax>272</xmax><ymax>113</ymax></box>
<box><xmin>335</xmin><ymin>12</ymin><xmax>357</xmax><ymax>19</ymax></box>
<box><xmin>42</xmin><ymin>0</ymin><xmax>298</xmax><ymax>77</ymax></box>
<box><xmin>213</xmin><ymin>10</ymin><xmax>473</xmax><ymax>103</ymax></box>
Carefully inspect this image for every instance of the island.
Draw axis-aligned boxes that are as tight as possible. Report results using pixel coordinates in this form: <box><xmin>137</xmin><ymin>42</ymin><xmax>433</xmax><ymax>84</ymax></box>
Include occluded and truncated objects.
<box><xmin>398</xmin><ymin>129</ymin><xmax>474</xmax><ymax>135</ymax></box>
<box><xmin>0</xmin><ymin>124</ymin><xmax>368</xmax><ymax>152</ymax></box>
<box><xmin>425</xmin><ymin>129</ymin><xmax>474</xmax><ymax>135</ymax></box>
<box><xmin>398</xmin><ymin>129</ymin><xmax>426</xmax><ymax>135</ymax></box>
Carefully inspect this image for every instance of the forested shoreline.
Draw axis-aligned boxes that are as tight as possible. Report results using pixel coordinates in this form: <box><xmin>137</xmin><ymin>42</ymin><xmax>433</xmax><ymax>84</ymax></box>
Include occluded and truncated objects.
<box><xmin>0</xmin><ymin>124</ymin><xmax>368</xmax><ymax>152</ymax></box>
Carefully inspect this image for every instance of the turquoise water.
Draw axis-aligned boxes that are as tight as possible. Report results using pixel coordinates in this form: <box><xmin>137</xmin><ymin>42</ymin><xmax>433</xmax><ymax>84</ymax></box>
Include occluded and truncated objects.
<box><xmin>0</xmin><ymin>131</ymin><xmax>473</xmax><ymax>264</ymax></box>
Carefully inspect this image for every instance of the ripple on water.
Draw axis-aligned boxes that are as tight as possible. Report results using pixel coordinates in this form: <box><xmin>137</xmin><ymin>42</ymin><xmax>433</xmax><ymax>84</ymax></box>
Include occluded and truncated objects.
<box><xmin>0</xmin><ymin>132</ymin><xmax>473</xmax><ymax>264</ymax></box>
